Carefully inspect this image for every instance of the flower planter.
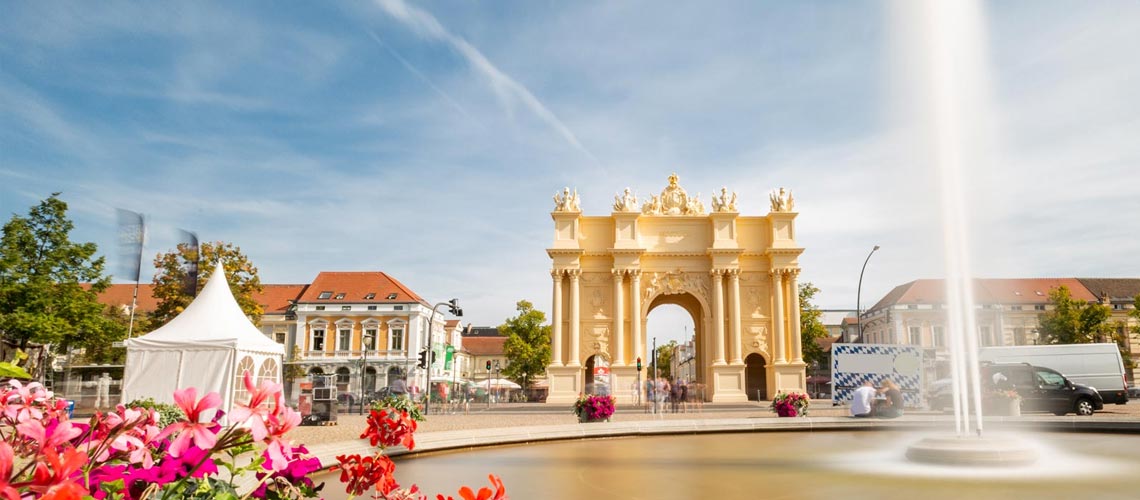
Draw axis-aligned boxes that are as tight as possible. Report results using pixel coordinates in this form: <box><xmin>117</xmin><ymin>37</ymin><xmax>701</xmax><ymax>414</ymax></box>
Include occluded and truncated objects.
<box><xmin>578</xmin><ymin>414</ymin><xmax>610</xmax><ymax>423</ymax></box>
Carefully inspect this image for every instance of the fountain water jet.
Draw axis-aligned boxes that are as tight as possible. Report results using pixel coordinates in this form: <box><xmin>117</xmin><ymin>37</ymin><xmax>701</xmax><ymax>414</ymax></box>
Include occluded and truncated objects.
<box><xmin>898</xmin><ymin>0</ymin><xmax>1038</xmax><ymax>466</ymax></box>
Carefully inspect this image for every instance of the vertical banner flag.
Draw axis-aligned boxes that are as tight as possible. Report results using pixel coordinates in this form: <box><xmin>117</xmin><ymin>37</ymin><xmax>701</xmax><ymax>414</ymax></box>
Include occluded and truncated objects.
<box><xmin>115</xmin><ymin>209</ymin><xmax>145</xmax><ymax>282</ymax></box>
<box><xmin>177</xmin><ymin>229</ymin><xmax>199</xmax><ymax>298</ymax></box>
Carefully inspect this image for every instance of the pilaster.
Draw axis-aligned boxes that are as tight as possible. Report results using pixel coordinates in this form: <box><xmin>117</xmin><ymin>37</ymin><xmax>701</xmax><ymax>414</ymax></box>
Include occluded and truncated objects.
<box><xmin>771</xmin><ymin>270</ymin><xmax>786</xmax><ymax>363</ymax></box>
<box><xmin>729</xmin><ymin>269</ymin><xmax>742</xmax><ymax>365</ymax></box>
<box><xmin>550</xmin><ymin>270</ymin><xmax>564</xmax><ymax>366</ymax></box>
<box><xmin>712</xmin><ymin>270</ymin><xmax>726</xmax><ymax>365</ymax></box>
<box><xmin>568</xmin><ymin>270</ymin><xmax>581</xmax><ymax>367</ymax></box>
<box><xmin>612</xmin><ymin>270</ymin><xmax>626</xmax><ymax>366</ymax></box>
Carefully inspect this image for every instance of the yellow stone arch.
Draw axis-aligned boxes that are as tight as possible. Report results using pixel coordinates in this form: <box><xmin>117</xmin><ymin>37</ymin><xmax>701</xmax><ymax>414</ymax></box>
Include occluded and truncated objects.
<box><xmin>546</xmin><ymin>174</ymin><xmax>806</xmax><ymax>403</ymax></box>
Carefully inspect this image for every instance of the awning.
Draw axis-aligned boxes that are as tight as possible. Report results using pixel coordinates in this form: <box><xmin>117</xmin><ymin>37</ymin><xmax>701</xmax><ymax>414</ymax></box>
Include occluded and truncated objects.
<box><xmin>806</xmin><ymin>376</ymin><xmax>831</xmax><ymax>384</ymax></box>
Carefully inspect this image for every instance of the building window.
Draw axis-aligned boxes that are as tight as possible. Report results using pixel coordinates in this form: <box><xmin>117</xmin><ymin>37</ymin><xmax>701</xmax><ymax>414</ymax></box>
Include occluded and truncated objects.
<box><xmin>387</xmin><ymin>293</ymin><xmax>398</xmax><ymax>299</ymax></box>
<box><xmin>908</xmin><ymin>305</ymin><xmax>918</xmax><ymax>310</ymax></box>
<box><xmin>341</xmin><ymin>305</ymin><xmax>351</xmax><ymax>311</ymax></box>
<box><xmin>315</xmin><ymin>306</ymin><xmax>325</xmax><ymax>311</ymax></box>
<box><xmin>365</xmin><ymin>293</ymin><xmax>376</xmax><ymax>300</ymax></box>
<box><xmin>336</xmin><ymin>367</ymin><xmax>350</xmax><ymax>386</ymax></box>
<box><xmin>1011</xmin><ymin>305</ymin><xmax>1022</xmax><ymax>311</ymax></box>
<box><xmin>338</xmin><ymin>329</ymin><xmax>352</xmax><ymax>351</ymax></box>
<box><xmin>979</xmin><ymin>326</ymin><xmax>993</xmax><ymax>347</ymax></box>
<box><xmin>318</xmin><ymin>291</ymin><xmax>332</xmax><ymax>299</ymax></box>
<box><xmin>335</xmin><ymin>293</ymin><xmax>346</xmax><ymax>300</ymax></box>
<box><xmin>394</xmin><ymin>305</ymin><xmax>404</xmax><ymax>311</ymax></box>
<box><xmin>1034</xmin><ymin>305</ymin><xmax>1045</xmax><ymax>311</ymax></box>
<box><xmin>364</xmin><ymin>328</ymin><xmax>378</xmax><ymax>350</ymax></box>
<box><xmin>275</xmin><ymin>332</ymin><xmax>286</xmax><ymax>344</ymax></box>
<box><xmin>312</xmin><ymin>329</ymin><xmax>326</xmax><ymax>351</ymax></box>
<box><xmin>367</xmin><ymin>305</ymin><xmax>377</xmax><ymax>311</ymax></box>
<box><xmin>933</xmin><ymin>326</ymin><xmax>945</xmax><ymax>348</ymax></box>
<box><xmin>390</xmin><ymin>328</ymin><xmax>404</xmax><ymax>351</ymax></box>
<box><xmin>908</xmin><ymin>326</ymin><xmax>922</xmax><ymax>345</ymax></box>
<box><xmin>234</xmin><ymin>356</ymin><xmax>255</xmax><ymax>404</ymax></box>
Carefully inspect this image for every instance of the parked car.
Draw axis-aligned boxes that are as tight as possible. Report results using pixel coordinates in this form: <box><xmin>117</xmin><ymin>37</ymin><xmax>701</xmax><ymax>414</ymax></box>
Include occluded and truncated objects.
<box><xmin>979</xmin><ymin>343</ymin><xmax>1128</xmax><ymax>404</ymax></box>
<box><xmin>929</xmin><ymin>362</ymin><xmax>1104</xmax><ymax>416</ymax></box>
<box><xmin>1128</xmin><ymin>384</ymin><xmax>1140</xmax><ymax>399</ymax></box>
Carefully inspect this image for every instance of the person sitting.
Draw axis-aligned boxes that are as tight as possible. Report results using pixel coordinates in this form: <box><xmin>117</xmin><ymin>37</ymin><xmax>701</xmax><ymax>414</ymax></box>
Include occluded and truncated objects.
<box><xmin>874</xmin><ymin>379</ymin><xmax>904</xmax><ymax>419</ymax></box>
<box><xmin>850</xmin><ymin>380</ymin><xmax>876</xmax><ymax>418</ymax></box>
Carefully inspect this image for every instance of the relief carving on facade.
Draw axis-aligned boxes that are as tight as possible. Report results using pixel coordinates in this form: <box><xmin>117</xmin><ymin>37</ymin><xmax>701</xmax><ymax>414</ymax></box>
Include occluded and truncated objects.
<box><xmin>745</xmin><ymin>287</ymin><xmax>766</xmax><ymax>318</ymax></box>
<box><xmin>749</xmin><ymin>324</ymin><xmax>769</xmax><ymax>355</ymax></box>
<box><xmin>590</xmin><ymin>288</ymin><xmax>607</xmax><ymax>318</ymax></box>
<box><xmin>641</xmin><ymin>173</ymin><xmax>706</xmax><ymax>216</ymax></box>
<box><xmin>592</xmin><ymin>325</ymin><xmax>610</xmax><ymax>356</ymax></box>
<box><xmin>643</xmin><ymin>269</ymin><xmax>709</xmax><ymax>302</ymax></box>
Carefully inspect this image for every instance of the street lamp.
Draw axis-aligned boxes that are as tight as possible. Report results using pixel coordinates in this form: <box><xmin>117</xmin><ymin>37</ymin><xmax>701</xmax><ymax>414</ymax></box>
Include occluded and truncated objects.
<box><xmin>424</xmin><ymin>299</ymin><xmax>462</xmax><ymax>417</ymax></box>
<box><xmin>360</xmin><ymin>330</ymin><xmax>374</xmax><ymax>415</ymax></box>
<box><xmin>856</xmin><ymin>245</ymin><xmax>881</xmax><ymax>342</ymax></box>
<box><xmin>493</xmin><ymin>360</ymin><xmax>501</xmax><ymax>404</ymax></box>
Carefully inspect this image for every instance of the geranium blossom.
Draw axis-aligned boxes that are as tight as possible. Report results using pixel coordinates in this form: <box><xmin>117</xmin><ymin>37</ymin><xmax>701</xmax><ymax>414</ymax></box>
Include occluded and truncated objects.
<box><xmin>157</xmin><ymin>387</ymin><xmax>221</xmax><ymax>457</ymax></box>
<box><xmin>361</xmin><ymin>408</ymin><xmax>417</xmax><ymax>450</ymax></box>
<box><xmin>27</xmin><ymin>447</ymin><xmax>88</xmax><ymax>500</ymax></box>
<box><xmin>231</xmin><ymin>371</ymin><xmax>282</xmax><ymax>441</ymax></box>
<box><xmin>0</xmin><ymin>441</ymin><xmax>20</xmax><ymax>500</ymax></box>
<box><xmin>263</xmin><ymin>405</ymin><xmax>302</xmax><ymax>471</ymax></box>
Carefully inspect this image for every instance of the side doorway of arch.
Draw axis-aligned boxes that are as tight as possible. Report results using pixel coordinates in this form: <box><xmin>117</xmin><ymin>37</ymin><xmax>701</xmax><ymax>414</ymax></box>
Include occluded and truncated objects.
<box><xmin>744</xmin><ymin>353</ymin><xmax>768</xmax><ymax>402</ymax></box>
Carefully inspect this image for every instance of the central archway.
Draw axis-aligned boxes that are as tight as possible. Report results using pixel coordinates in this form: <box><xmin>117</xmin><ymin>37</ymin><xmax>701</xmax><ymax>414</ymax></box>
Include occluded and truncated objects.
<box><xmin>544</xmin><ymin>174</ymin><xmax>807</xmax><ymax>404</ymax></box>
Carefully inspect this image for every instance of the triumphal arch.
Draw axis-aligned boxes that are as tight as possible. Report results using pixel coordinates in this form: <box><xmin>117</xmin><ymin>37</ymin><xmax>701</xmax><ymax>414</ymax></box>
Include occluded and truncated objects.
<box><xmin>546</xmin><ymin>174</ymin><xmax>806</xmax><ymax>403</ymax></box>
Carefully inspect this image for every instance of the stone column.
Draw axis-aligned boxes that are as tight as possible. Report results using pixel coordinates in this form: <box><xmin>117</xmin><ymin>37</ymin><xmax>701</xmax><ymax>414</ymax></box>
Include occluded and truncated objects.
<box><xmin>789</xmin><ymin>269</ymin><xmax>803</xmax><ymax>363</ymax></box>
<box><xmin>551</xmin><ymin>270</ymin><xmax>563</xmax><ymax>366</ymax></box>
<box><xmin>772</xmin><ymin>270</ymin><xmax>786</xmax><ymax>363</ymax></box>
<box><xmin>568</xmin><ymin>270</ymin><xmax>581</xmax><ymax>367</ymax></box>
<box><xmin>729</xmin><ymin>269</ymin><xmax>743</xmax><ymax>365</ymax></box>
<box><xmin>712</xmin><ymin>270</ymin><xmax>726</xmax><ymax>365</ymax></box>
<box><xmin>630</xmin><ymin>271</ymin><xmax>642</xmax><ymax>363</ymax></box>
<box><xmin>612</xmin><ymin>270</ymin><xmax>625</xmax><ymax>366</ymax></box>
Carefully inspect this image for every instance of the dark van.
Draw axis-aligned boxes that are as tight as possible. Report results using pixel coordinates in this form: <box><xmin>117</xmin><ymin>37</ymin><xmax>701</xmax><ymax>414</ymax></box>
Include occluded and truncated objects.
<box><xmin>930</xmin><ymin>362</ymin><xmax>1104</xmax><ymax>416</ymax></box>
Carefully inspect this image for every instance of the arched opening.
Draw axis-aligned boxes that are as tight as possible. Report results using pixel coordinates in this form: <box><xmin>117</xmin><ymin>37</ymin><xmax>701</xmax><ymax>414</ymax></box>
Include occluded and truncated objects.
<box><xmin>364</xmin><ymin>367</ymin><xmax>377</xmax><ymax>395</ymax></box>
<box><xmin>645</xmin><ymin>294</ymin><xmax>704</xmax><ymax>400</ymax></box>
<box><xmin>745</xmin><ymin>353</ymin><xmax>768</xmax><ymax>401</ymax></box>
<box><xmin>308</xmin><ymin>366</ymin><xmax>324</xmax><ymax>375</ymax></box>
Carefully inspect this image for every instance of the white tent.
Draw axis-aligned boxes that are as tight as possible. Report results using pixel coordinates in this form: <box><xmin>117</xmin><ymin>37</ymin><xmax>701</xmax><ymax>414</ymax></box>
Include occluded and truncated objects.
<box><xmin>122</xmin><ymin>265</ymin><xmax>285</xmax><ymax>418</ymax></box>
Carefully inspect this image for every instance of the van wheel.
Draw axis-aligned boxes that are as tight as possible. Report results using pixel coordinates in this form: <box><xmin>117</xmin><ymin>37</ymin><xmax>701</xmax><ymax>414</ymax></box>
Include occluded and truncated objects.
<box><xmin>1074</xmin><ymin>398</ymin><xmax>1095</xmax><ymax>416</ymax></box>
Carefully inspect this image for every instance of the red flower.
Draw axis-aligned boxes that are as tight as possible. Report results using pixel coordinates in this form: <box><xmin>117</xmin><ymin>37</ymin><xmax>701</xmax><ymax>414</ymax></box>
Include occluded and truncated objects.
<box><xmin>332</xmin><ymin>453</ymin><xmax>398</xmax><ymax>496</ymax></box>
<box><xmin>0</xmin><ymin>441</ymin><xmax>21</xmax><ymax>500</ymax></box>
<box><xmin>362</xmin><ymin>408</ymin><xmax>417</xmax><ymax>450</ymax></box>
<box><xmin>27</xmin><ymin>447</ymin><xmax>89</xmax><ymax>500</ymax></box>
<box><xmin>455</xmin><ymin>474</ymin><xmax>508</xmax><ymax>500</ymax></box>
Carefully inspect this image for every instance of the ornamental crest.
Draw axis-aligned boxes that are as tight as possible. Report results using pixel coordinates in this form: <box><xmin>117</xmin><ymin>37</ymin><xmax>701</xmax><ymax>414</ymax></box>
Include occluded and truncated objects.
<box><xmin>642</xmin><ymin>173</ymin><xmax>705</xmax><ymax>216</ymax></box>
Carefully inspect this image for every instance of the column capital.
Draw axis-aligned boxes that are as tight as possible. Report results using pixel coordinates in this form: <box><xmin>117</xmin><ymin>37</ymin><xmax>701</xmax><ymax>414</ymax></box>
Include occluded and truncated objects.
<box><xmin>710</xmin><ymin>268</ymin><xmax>725</xmax><ymax>277</ymax></box>
<box><xmin>628</xmin><ymin>269</ymin><xmax>641</xmax><ymax>277</ymax></box>
<box><xmin>612</xmin><ymin>269</ymin><xmax>627</xmax><ymax>280</ymax></box>
<box><xmin>551</xmin><ymin>269</ymin><xmax>564</xmax><ymax>280</ymax></box>
<box><xmin>726</xmin><ymin>268</ymin><xmax>741</xmax><ymax>277</ymax></box>
<box><xmin>567</xmin><ymin>269</ymin><xmax>581</xmax><ymax>279</ymax></box>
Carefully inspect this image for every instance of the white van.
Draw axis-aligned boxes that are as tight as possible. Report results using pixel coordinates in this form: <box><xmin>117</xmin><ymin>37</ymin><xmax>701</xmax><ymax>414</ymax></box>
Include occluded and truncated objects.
<box><xmin>979</xmin><ymin>343</ymin><xmax>1129</xmax><ymax>404</ymax></box>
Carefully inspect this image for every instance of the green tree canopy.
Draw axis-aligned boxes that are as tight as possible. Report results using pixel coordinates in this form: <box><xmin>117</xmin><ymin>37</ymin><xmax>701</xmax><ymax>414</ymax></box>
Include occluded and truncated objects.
<box><xmin>0</xmin><ymin>194</ymin><xmax>124</xmax><ymax>361</ymax></box>
<box><xmin>150</xmin><ymin>241</ymin><xmax>263</xmax><ymax>328</ymax></box>
<box><xmin>799</xmin><ymin>282</ymin><xmax>830</xmax><ymax>367</ymax></box>
<box><xmin>1038</xmin><ymin>285</ymin><xmax>1113</xmax><ymax>344</ymax></box>
<box><xmin>499</xmin><ymin>300</ymin><xmax>551</xmax><ymax>389</ymax></box>
<box><xmin>654</xmin><ymin>340</ymin><xmax>678</xmax><ymax>380</ymax></box>
<box><xmin>1132</xmin><ymin>294</ymin><xmax>1140</xmax><ymax>335</ymax></box>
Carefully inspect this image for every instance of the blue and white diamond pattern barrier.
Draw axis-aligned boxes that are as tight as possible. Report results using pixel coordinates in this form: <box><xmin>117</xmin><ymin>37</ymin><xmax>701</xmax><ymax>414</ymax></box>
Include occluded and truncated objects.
<box><xmin>831</xmin><ymin>344</ymin><xmax>924</xmax><ymax>407</ymax></box>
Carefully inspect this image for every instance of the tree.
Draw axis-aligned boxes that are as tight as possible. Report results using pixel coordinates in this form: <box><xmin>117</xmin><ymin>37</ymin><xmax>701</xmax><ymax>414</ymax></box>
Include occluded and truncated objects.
<box><xmin>1038</xmin><ymin>285</ymin><xmax>1114</xmax><ymax>345</ymax></box>
<box><xmin>499</xmin><ymin>300</ymin><xmax>551</xmax><ymax>390</ymax></box>
<box><xmin>654</xmin><ymin>340</ymin><xmax>677</xmax><ymax>380</ymax></box>
<box><xmin>1132</xmin><ymin>294</ymin><xmax>1140</xmax><ymax>335</ymax></box>
<box><xmin>799</xmin><ymin>282</ymin><xmax>830</xmax><ymax>367</ymax></box>
<box><xmin>0</xmin><ymin>194</ymin><xmax>124</xmax><ymax>364</ymax></box>
<box><xmin>150</xmin><ymin>241</ymin><xmax>263</xmax><ymax>328</ymax></box>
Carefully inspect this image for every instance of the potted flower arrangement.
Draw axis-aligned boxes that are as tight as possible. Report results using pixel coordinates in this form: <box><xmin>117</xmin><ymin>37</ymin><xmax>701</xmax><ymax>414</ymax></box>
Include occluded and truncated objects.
<box><xmin>770</xmin><ymin>392</ymin><xmax>810</xmax><ymax>417</ymax></box>
<box><xmin>572</xmin><ymin>394</ymin><xmax>616</xmax><ymax>423</ymax></box>
<box><xmin>985</xmin><ymin>389</ymin><xmax>1021</xmax><ymax>416</ymax></box>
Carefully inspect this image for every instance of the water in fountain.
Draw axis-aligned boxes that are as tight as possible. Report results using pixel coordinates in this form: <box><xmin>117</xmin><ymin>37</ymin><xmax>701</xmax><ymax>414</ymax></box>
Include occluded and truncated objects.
<box><xmin>898</xmin><ymin>0</ymin><xmax>1037</xmax><ymax>465</ymax></box>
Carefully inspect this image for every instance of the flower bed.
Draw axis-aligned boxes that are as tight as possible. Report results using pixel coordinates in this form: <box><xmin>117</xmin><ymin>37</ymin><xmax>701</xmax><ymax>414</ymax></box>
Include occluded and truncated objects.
<box><xmin>770</xmin><ymin>392</ymin><xmax>810</xmax><ymax>417</ymax></box>
<box><xmin>572</xmin><ymin>394</ymin><xmax>615</xmax><ymax>422</ymax></box>
<box><xmin>2</xmin><ymin>373</ymin><xmax>506</xmax><ymax>499</ymax></box>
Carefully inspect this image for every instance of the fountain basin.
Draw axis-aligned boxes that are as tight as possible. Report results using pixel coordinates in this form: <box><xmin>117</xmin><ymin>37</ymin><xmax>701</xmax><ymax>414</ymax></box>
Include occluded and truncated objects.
<box><xmin>906</xmin><ymin>434</ymin><xmax>1038</xmax><ymax>466</ymax></box>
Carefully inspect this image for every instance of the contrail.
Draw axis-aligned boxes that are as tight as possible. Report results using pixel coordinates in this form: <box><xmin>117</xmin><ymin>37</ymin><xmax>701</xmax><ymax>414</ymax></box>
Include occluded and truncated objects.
<box><xmin>368</xmin><ymin>31</ymin><xmax>482</xmax><ymax>127</ymax></box>
<box><xmin>372</xmin><ymin>0</ymin><xmax>599</xmax><ymax>165</ymax></box>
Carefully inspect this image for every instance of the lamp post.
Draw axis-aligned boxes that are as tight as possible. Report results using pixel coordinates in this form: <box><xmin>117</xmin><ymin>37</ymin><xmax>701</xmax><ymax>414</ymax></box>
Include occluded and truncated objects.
<box><xmin>856</xmin><ymin>245</ymin><xmax>881</xmax><ymax>342</ymax></box>
<box><xmin>360</xmin><ymin>330</ymin><xmax>373</xmax><ymax>415</ymax></box>
<box><xmin>493</xmin><ymin>360</ymin><xmax>501</xmax><ymax>404</ymax></box>
<box><xmin>424</xmin><ymin>299</ymin><xmax>462</xmax><ymax>417</ymax></box>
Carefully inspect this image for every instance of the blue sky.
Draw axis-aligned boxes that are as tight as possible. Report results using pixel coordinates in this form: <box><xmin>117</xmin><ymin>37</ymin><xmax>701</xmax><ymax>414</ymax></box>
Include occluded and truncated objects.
<box><xmin>2</xmin><ymin>1</ymin><xmax>1137</xmax><ymax>346</ymax></box>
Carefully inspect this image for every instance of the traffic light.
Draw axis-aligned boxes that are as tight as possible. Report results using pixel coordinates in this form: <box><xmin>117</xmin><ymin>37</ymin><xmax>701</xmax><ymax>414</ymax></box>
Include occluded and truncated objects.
<box><xmin>636</xmin><ymin>357</ymin><xmax>642</xmax><ymax>372</ymax></box>
<box><xmin>417</xmin><ymin>349</ymin><xmax>429</xmax><ymax>369</ymax></box>
<box><xmin>486</xmin><ymin>360</ymin><xmax>492</xmax><ymax>371</ymax></box>
<box><xmin>448</xmin><ymin>298</ymin><xmax>463</xmax><ymax>317</ymax></box>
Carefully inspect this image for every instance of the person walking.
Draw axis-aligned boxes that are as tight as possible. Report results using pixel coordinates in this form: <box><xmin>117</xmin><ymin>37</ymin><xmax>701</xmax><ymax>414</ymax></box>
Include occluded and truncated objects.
<box><xmin>670</xmin><ymin>379</ymin><xmax>683</xmax><ymax>413</ymax></box>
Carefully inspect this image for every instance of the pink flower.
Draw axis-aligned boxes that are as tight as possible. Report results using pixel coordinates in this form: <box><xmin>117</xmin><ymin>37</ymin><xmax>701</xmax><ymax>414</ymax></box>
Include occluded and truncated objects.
<box><xmin>157</xmin><ymin>388</ymin><xmax>222</xmax><ymax>457</ymax></box>
<box><xmin>0</xmin><ymin>441</ymin><xmax>20</xmax><ymax>500</ymax></box>
<box><xmin>230</xmin><ymin>371</ymin><xmax>281</xmax><ymax>441</ymax></box>
<box><xmin>263</xmin><ymin>405</ymin><xmax>302</xmax><ymax>471</ymax></box>
<box><xmin>16</xmin><ymin>419</ymin><xmax>82</xmax><ymax>454</ymax></box>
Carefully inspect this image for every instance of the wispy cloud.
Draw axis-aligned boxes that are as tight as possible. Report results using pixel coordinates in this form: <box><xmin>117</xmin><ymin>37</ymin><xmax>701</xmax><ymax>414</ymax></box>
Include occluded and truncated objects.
<box><xmin>372</xmin><ymin>0</ymin><xmax>598</xmax><ymax>164</ymax></box>
<box><xmin>366</xmin><ymin>32</ymin><xmax>481</xmax><ymax>126</ymax></box>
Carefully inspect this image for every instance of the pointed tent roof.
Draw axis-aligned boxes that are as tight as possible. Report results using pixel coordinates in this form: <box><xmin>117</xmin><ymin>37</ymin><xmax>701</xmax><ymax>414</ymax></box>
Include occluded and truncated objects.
<box><xmin>126</xmin><ymin>264</ymin><xmax>284</xmax><ymax>354</ymax></box>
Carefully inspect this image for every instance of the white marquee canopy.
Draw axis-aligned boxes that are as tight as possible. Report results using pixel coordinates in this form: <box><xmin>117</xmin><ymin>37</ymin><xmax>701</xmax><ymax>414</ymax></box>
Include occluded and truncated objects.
<box><xmin>122</xmin><ymin>264</ymin><xmax>284</xmax><ymax>418</ymax></box>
